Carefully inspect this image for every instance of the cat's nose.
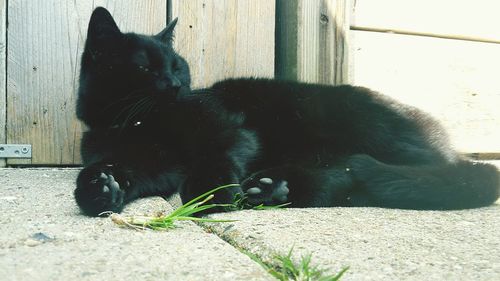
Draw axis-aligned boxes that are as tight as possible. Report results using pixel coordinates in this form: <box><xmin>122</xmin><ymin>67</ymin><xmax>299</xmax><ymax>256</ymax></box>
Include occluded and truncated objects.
<box><xmin>156</xmin><ymin>76</ymin><xmax>181</xmax><ymax>92</ymax></box>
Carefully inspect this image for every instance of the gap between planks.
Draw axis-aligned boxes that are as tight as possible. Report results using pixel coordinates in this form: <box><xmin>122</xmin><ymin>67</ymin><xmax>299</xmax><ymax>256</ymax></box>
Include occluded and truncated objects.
<box><xmin>351</xmin><ymin>25</ymin><xmax>500</xmax><ymax>45</ymax></box>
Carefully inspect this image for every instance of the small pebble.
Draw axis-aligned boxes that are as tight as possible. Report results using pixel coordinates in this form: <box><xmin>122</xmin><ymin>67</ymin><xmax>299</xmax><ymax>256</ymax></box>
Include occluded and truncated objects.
<box><xmin>0</xmin><ymin>196</ymin><xmax>17</xmax><ymax>202</ymax></box>
<box><xmin>31</xmin><ymin>232</ymin><xmax>55</xmax><ymax>242</ymax></box>
<box><xmin>24</xmin><ymin>239</ymin><xmax>42</xmax><ymax>247</ymax></box>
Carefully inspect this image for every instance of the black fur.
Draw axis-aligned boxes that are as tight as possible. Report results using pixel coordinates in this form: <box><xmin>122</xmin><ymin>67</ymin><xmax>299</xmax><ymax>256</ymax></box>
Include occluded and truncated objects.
<box><xmin>74</xmin><ymin>7</ymin><xmax>499</xmax><ymax>216</ymax></box>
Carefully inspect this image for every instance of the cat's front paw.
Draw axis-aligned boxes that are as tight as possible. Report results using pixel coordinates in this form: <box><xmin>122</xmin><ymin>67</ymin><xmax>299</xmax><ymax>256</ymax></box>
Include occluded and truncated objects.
<box><xmin>75</xmin><ymin>166</ymin><xmax>126</xmax><ymax>216</ymax></box>
<box><xmin>241</xmin><ymin>176</ymin><xmax>290</xmax><ymax>206</ymax></box>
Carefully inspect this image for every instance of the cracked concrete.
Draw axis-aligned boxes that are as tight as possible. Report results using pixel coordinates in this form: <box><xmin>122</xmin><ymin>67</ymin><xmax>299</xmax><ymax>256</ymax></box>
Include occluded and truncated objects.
<box><xmin>1</xmin><ymin>168</ymin><xmax>499</xmax><ymax>280</ymax></box>
<box><xmin>0</xmin><ymin>169</ymin><xmax>271</xmax><ymax>281</ymax></box>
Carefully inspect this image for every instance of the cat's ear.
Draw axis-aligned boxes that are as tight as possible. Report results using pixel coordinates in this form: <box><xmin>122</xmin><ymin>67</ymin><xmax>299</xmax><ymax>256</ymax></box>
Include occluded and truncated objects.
<box><xmin>156</xmin><ymin>18</ymin><xmax>178</xmax><ymax>43</ymax></box>
<box><xmin>87</xmin><ymin>7</ymin><xmax>121</xmax><ymax>44</ymax></box>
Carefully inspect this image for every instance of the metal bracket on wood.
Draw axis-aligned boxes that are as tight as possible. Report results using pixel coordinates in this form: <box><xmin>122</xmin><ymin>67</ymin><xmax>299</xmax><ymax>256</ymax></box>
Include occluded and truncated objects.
<box><xmin>0</xmin><ymin>144</ymin><xmax>32</xmax><ymax>159</ymax></box>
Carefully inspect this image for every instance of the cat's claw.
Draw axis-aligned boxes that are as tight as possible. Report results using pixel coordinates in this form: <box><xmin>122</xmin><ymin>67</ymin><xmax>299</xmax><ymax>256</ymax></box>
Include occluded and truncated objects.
<box><xmin>242</xmin><ymin>177</ymin><xmax>290</xmax><ymax>206</ymax></box>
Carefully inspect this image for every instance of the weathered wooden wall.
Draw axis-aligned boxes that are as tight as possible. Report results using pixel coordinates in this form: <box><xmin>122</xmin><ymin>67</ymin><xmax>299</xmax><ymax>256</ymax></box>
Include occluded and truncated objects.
<box><xmin>0</xmin><ymin>0</ymin><xmax>5</xmax><ymax>167</ymax></box>
<box><xmin>276</xmin><ymin>0</ymin><xmax>350</xmax><ymax>84</ymax></box>
<box><xmin>352</xmin><ymin>0</ymin><xmax>500</xmax><ymax>155</ymax></box>
<box><xmin>5</xmin><ymin>0</ymin><xmax>167</xmax><ymax>165</ymax></box>
<box><xmin>353</xmin><ymin>0</ymin><xmax>500</xmax><ymax>43</ymax></box>
<box><xmin>1</xmin><ymin>0</ymin><xmax>499</xmax><ymax>166</ymax></box>
<box><xmin>2</xmin><ymin>0</ymin><xmax>275</xmax><ymax>166</ymax></box>
<box><xmin>171</xmin><ymin>0</ymin><xmax>275</xmax><ymax>88</ymax></box>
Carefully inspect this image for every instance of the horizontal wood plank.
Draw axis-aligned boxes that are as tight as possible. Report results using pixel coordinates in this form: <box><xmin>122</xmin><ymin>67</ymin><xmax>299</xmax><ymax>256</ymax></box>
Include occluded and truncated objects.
<box><xmin>352</xmin><ymin>31</ymin><xmax>500</xmax><ymax>153</ymax></box>
<box><xmin>171</xmin><ymin>0</ymin><xmax>275</xmax><ymax>88</ymax></box>
<box><xmin>353</xmin><ymin>0</ymin><xmax>500</xmax><ymax>42</ymax></box>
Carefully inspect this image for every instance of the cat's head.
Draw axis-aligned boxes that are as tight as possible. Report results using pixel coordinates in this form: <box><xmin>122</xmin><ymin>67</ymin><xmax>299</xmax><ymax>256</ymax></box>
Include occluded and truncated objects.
<box><xmin>77</xmin><ymin>7</ymin><xmax>190</xmax><ymax>127</ymax></box>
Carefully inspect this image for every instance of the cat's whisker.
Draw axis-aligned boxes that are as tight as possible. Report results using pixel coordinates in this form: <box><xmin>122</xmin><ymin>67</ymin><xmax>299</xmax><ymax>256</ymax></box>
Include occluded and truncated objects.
<box><xmin>119</xmin><ymin>96</ymin><xmax>154</xmax><ymax>128</ymax></box>
<box><xmin>101</xmin><ymin>86</ymin><xmax>157</xmax><ymax>113</ymax></box>
<box><xmin>110</xmin><ymin>101</ymin><xmax>143</xmax><ymax>126</ymax></box>
<box><xmin>143</xmin><ymin>99</ymin><xmax>156</xmax><ymax>117</ymax></box>
<box><xmin>101</xmin><ymin>94</ymin><xmax>146</xmax><ymax>113</ymax></box>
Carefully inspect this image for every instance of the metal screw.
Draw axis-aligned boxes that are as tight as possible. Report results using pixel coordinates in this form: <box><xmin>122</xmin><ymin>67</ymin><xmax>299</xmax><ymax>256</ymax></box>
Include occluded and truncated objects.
<box><xmin>22</xmin><ymin>147</ymin><xmax>29</xmax><ymax>154</ymax></box>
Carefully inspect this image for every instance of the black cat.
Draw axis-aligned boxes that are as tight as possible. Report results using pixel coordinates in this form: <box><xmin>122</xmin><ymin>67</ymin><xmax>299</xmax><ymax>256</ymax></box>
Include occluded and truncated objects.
<box><xmin>74</xmin><ymin>7</ymin><xmax>499</xmax><ymax>216</ymax></box>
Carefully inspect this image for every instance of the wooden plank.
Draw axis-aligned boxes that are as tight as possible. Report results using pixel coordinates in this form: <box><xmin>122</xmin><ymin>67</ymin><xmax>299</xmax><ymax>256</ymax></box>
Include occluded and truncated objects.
<box><xmin>171</xmin><ymin>0</ymin><xmax>275</xmax><ymax>88</ymax></box>
<box><xmin>353</xmin><ymin>0</ymin><xmax>500</xmax><ymax>42</ymax></box>
<box><xmin>7</xmin><ymin>0</ymin><xmax>167</xmax><ymax>165</ymax></box>
<box><xmin>466</xmin><ymin>153</ymin><xmax>500</xmax><ymax>161</ymax></box>
<box><xmin>352</xmin><ymin>31</ymin><xmax>500</xmax><ymax>153</ymax></box>
<box><xmin>275</xmin><ymin>0</ymin><xmax>298</xmax><ymax>81</ymax></box>
<box><xmin>276</xmin><ymin>0</ymin><xmax>350</xmax><ymax>84</ymax></box>
<box><xmin>92</xmin><ymin>0</ymin><xmax>167</xmax><ymax>33</ymax></box>
<box><xmin>0</xmin><ymin>0</ymin><xmax>5</xmax><ymax>167</ymax></box>
<box><xmin>484</xmin><ymin>161</ymin><xmax>500</xmax><ymax>170</ymax></box>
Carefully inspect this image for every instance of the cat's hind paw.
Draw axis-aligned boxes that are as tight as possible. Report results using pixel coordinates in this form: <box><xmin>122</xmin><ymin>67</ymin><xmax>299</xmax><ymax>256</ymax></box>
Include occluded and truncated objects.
<box><xmin>242</xmin><ymin>177</ymin><xmax>290</xmax><ymax>206</ymax></box>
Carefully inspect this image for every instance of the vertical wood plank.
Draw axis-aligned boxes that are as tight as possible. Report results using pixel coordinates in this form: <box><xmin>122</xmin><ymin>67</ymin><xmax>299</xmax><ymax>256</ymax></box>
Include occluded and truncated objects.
<box><xmin>276</xmin><ymin>0</ymin><xmax>350</xmax><ymax>85</ymax></box>
<box><xmin>275</xmin><ymin>0</ymin><xmax>299</xmax><ymax>81</ymax></box>
<box><xmin>7</xmin><ymin>0</ymin><xmax>167</xmax><ymax>165</ymax></box>
<box><xmin>92</xmin><ymin>0</ymin><xmax>167</xmax><ymax>33</ymax></box>
<box><xmin>171</xmin><ymin>0</ymin><xmax>275</xmax><ymax>88</ymax></box>
<box><xmin>0</xmin><ymin>0</ymin><xmax>5</xmax><ymax>167</ymax></box>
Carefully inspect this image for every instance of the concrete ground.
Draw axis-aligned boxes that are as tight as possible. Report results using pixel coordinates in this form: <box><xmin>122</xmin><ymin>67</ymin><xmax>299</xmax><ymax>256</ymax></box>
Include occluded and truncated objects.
<box><xmin>1</xmin><ymin>168</ymin><xmax>499</xmax><ymax>281</ymax></box>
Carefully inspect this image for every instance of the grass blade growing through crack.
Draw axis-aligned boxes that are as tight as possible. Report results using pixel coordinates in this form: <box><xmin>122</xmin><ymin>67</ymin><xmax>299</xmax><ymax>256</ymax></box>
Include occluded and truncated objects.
<box><xmin>251</xmin><ymin>247</ymin><xmax>349</xmax><ymax>281</ymax></box>
<box><xmin>110</xmin><ymin>184</ymin><xmax>240</xmax><ymax>230</ymax></box>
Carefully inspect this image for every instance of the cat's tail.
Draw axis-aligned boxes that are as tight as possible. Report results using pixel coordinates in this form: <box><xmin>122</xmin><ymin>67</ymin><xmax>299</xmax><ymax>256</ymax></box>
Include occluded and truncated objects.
<box><xmin>347</xmin><ymin>155</ymin><xmax>500</xmax><ymax>210</ymax></box>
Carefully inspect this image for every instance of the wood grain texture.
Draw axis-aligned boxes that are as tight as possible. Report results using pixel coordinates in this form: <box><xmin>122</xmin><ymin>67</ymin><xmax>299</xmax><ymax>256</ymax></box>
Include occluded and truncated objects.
<box><xmin>353</xmin><ymin>31</ymin><xmax>500</xmax><ymax>153</ymax></box>
<box><xmin>7</xmin><ymin>0</ymin><xmax>166</xmax><ymax>165</ymax></box>
<box><xmin>353</xmin><ymin>0</ymin><xmax>500</xmax><ymax>42</ymax></box>
<box><xmin>276</xmin><ymin>0</ymin><xmax>350</xmax><ymax>84</ymax></box>
<box><xmin>0</xmin><ymin>0</ymin><xmax>5</xmax><ymax>167</ymax></box>
<box><xmin>171</xmin><ymin>0</ymin><xmax>275</xmax><ymax>88</ymax></box>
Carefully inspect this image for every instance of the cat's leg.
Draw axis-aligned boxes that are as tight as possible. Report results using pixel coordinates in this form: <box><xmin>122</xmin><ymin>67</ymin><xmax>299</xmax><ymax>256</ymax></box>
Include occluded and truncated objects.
<box><xmin>345</xmin><ymin>154</ymin><xmax>499</xmax><ymax>209</ymax></box>
<box><xmin>179</xmin><ymin>129</ymin><xmax>259</xmax><ymax>208</ymax></box>
<box><xmin>75</xmin><ymin>162</ymin><xmax>181</xmax><ymax>216</ymax></box>
<box><xmin>241</xmin><ymin>164</ymin><xmax>354</xmax><ymax>208</ymax></box>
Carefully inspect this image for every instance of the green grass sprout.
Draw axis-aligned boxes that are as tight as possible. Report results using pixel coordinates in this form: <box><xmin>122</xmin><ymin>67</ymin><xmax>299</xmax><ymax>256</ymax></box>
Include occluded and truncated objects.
<box><xmin>259</xmin><ymin>248</ymin><xmax>349</xmax><ymax>281</ymax></box>
<box><xmin>110</xmin><ymin>183</ymin><xmax>240</xmax><ymax>230</ymax></box>
<box><xmin>252</xmin><ymin>202</ymin><xmax>292</xmax><ymax>210</ymax></box>
<box><xmin>229</xmin><ymin>193</ymin><xmax>291</xmax><ymax>211</ymax></box>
